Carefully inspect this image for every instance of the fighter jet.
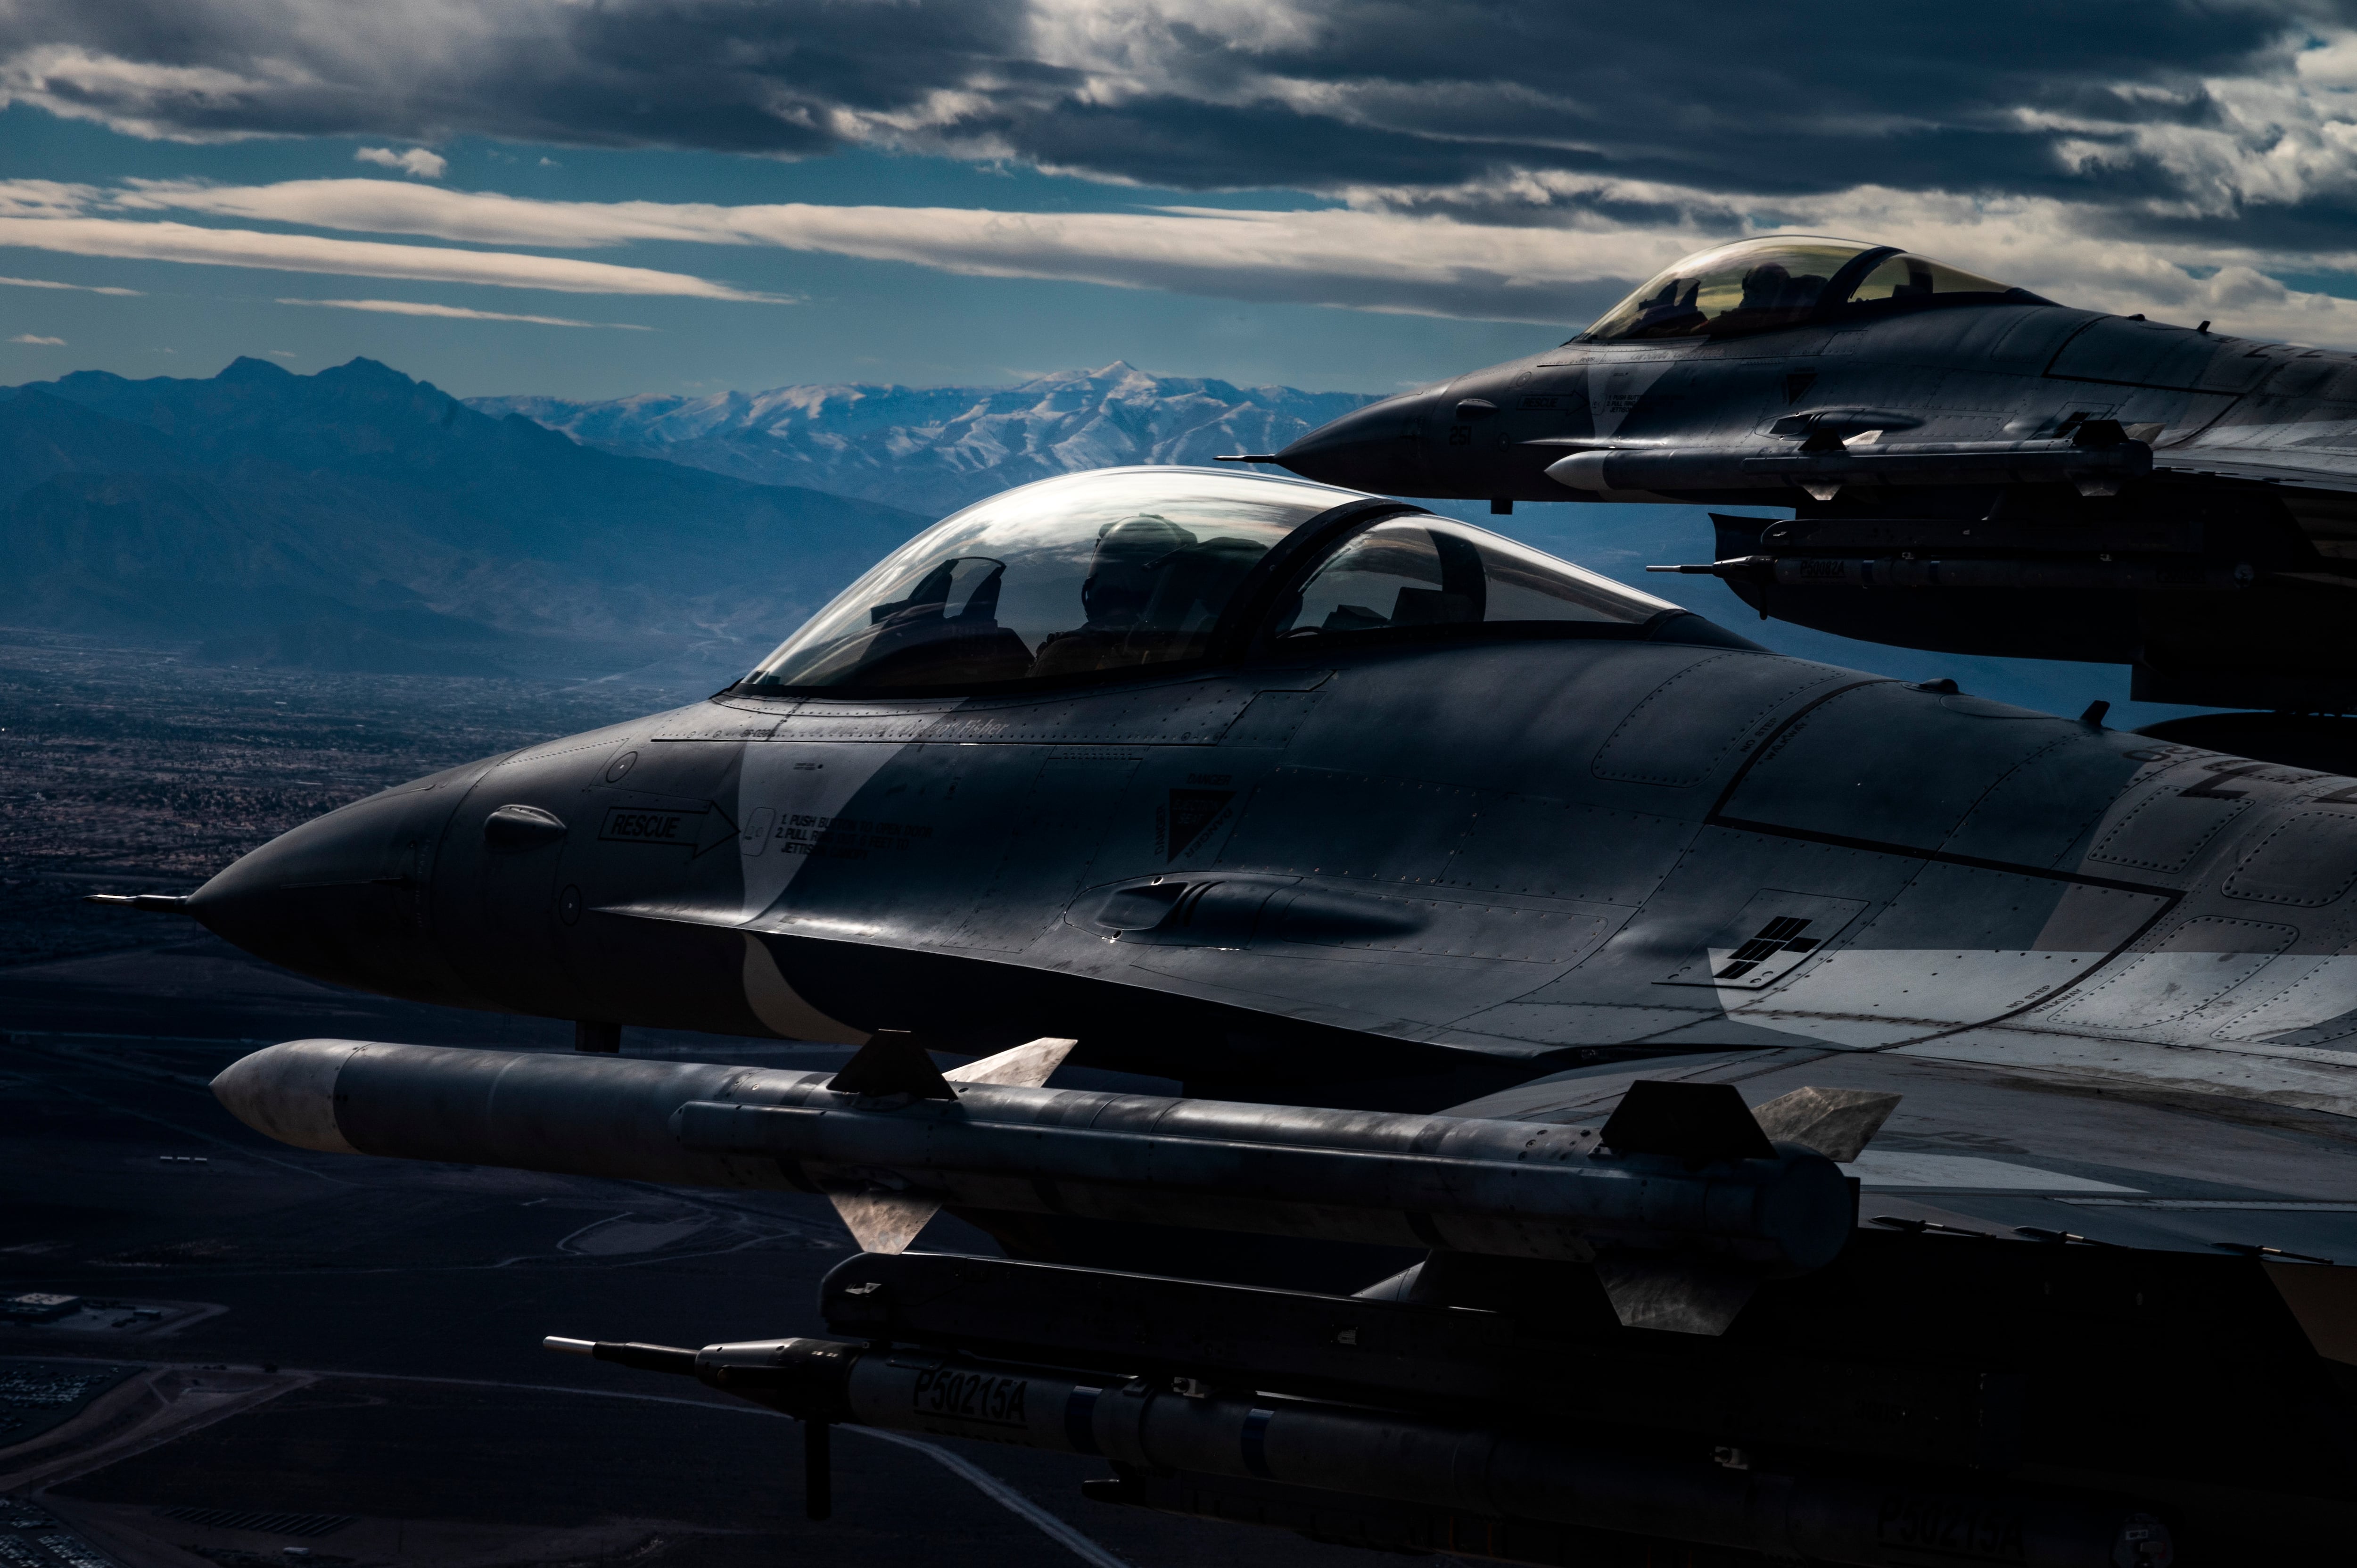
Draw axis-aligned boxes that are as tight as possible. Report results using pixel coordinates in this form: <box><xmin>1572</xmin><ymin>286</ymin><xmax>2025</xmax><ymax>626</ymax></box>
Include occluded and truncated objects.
<box><xmin>105</xmin><ymin>465</ymin><xmax>2357</xmax><ymax>1561</ymax></box>
<box><xmin>1248</xmin><ymin>235</ymin><xmax>2357</xmax><ymax>724</ymax></box>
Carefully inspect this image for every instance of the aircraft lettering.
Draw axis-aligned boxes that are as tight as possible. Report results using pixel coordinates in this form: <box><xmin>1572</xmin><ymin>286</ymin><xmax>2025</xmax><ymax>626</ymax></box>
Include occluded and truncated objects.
<box><xmin>1874</xmin><ymin>1493</ymin><xmax>2025</xmax><ymax>1561</ymax></box>
<box><xmin>774</xmin><ymin>813</ymin><xmax>934</xmax><ymax>859</ymax></box>
<box><xmin>1157</xmin><ymin>788</ymin><xmax>1236</xmax><ymax>862</ymax></box>
<box><xmin>597</xmin><ymin>806</ymin><xmax>706</xmax><ymax>845</ymax></box>
<box><xmin>910</xmin><ymin>1366</ymin><xmax>1029</xmax><ymax>1428</ymax></box>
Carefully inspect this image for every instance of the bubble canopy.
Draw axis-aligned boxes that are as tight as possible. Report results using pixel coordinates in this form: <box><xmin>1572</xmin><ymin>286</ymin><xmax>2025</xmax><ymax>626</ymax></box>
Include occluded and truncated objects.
<box><xmin>738</xmin><ymin>468</ymin><xmax>1686</xmax><ymax>694</ymax></box>
<box><xmin>1580</xmin><ymin>237</ymin><xmax>2042</xmax><ymax>344</ymax></box>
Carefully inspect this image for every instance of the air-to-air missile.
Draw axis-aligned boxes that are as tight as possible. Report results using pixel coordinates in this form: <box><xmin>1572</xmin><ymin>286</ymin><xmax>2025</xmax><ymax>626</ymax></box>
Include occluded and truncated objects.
<box><xmin>547</xmin><ymin>1312</ymin><xmax>2168</xmax><ymax>1568</ymax></box>
<box><xmin>214</xmin><ymin>1032</ymin><xmax>2186</xmax><ymax>1568</ymax></box>
<box><xmin>103</xmin><ymin>465</ymin><xmax>2357</xmax><ymax>1561</ymax></box>
<box><xmin>208</xmin><ymin>1034</ymin><xmax>1864</xmax><ymax>1310</ymax></box>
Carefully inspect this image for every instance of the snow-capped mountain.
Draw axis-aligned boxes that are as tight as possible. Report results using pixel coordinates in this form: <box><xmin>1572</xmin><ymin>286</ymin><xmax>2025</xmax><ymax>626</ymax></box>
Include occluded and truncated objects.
<box><xmin>469</xmin><ymin>363</ymin><xmax>1375</xmax><ymax>519</ymax></box>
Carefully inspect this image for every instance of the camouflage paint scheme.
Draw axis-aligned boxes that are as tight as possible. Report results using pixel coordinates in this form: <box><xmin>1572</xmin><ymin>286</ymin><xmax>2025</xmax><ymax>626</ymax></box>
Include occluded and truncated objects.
<box><xmin>190</xmin><ymin>479</ymin><xmax>2357</xmax><ymax>1134</ymax></box>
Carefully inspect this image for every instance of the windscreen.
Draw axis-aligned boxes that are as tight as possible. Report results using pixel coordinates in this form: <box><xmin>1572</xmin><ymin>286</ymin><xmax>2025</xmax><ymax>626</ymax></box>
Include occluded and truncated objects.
<box><xmin>1273</xmin><ymin>516</ymin><xmax>1681</xmax><ymax>639</ymax></box>
<box><xmin>743</xmin><ymin>468</ymin><xmax>1362</xmax><ymax>692</ymax></box>
<box><xmin>1843</xmin><ymin>251</ymin><xmax>2014</xmax><ymax>304</ymax></box>
<box><xmin>1583</xmin><ymin>238</ymin><xmax>2038</xmax><ymax>343</ymax></box>
<box><xmin>1582</xmin><ymin>239</ymin><xmax>1880</xmax><ymax>343</ymax></box>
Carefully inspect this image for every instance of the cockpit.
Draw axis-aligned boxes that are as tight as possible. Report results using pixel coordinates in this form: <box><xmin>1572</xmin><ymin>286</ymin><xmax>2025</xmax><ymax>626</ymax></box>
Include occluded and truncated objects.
<box><xmin>738</xmin><ymin>468</ymin><xmax>1694</xmax><ymax>694</ymax></box>
<box><xmin>1579</xmin><ymin>237</ymin><xmax>2047</xmax><ymax>344</ymax></box>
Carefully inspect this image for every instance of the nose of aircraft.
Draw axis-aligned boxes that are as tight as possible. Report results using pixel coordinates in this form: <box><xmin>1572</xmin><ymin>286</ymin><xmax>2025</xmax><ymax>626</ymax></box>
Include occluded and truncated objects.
<box><xmin>1272</xmin><ymin>387</ymin><xmax>1443</xmax><ymax>493</ymax></box>
<box><xmin>189</xmin><ymin>776</ymin><xmax>485</xmax><ymax>1006</ymax></box>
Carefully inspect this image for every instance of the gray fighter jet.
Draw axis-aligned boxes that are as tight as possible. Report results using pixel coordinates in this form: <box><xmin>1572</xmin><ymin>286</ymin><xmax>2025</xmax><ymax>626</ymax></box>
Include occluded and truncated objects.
<box><xmin>1249</xmin><ymin>235</ymin><xmax>2357</xmax><ymax>722</ymax></box>
<box><xmin>108</xmin><ymin>466</ymin><xmax>2357</xmax><ymax>1561</ymax></box>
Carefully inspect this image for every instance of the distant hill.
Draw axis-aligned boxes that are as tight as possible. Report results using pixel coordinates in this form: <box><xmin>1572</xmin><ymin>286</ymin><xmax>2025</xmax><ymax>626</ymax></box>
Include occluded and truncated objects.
<box><xmin>0</xmin><ymin>358</ymin><xmax>926</xmax><ymax>681</ymax></box>
<box><xmin>470</xmin><ymin>363</ymin><xmax>1374</xmax><ymax>517</ymax></box>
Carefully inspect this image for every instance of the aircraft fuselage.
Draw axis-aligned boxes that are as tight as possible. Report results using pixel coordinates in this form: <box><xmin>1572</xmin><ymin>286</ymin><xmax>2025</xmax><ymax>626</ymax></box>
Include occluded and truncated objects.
<box><xmin>189</xmin><ymin>632</ymin><xmax>2357</xmax><ymax>1114</ymax></box>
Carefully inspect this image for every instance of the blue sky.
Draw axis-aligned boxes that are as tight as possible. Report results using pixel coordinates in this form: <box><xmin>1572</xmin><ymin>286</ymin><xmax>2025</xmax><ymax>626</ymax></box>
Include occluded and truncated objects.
<box><xmin>11</xmin><ymin>1</ymin><xmax>2357</xmax><ymax>401</ymax></box>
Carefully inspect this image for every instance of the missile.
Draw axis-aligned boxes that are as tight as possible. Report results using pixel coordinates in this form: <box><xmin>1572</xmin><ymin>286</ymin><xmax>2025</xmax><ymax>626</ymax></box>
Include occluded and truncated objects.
<box><xmin>1543</xmin><ymin>429</ymin><xmax>2153</xmax><ymax>501</ymax></box>
<box><xmin>542</xmin><ymin>1328</ymin><xmax>2171</xmax><ymax>1568</ymax></box>
<box><xmin>211</xmin><ymin>1033</ymin><xmax>1867</xmax><ymax>1289</ymax></box>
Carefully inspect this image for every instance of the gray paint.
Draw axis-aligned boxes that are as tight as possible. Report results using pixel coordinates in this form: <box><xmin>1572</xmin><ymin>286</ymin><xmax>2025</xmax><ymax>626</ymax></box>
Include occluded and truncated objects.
<box><xmin>185</xmin><ymin>615</ymin><xmax>2357</xmax><ymax>1118</ymax></box>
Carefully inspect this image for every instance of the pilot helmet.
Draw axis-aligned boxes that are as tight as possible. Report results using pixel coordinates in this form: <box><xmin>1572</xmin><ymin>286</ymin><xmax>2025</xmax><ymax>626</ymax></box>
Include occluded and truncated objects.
<box><xmin>1081</xmin><ymin>513</ymin><xmax>1195</xmax><ymax>627</ymax></box>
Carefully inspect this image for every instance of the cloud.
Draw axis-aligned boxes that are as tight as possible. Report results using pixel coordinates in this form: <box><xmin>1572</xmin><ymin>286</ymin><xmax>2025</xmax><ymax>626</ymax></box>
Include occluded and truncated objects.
<box><xmin>88</xmin><ymin>173</ymin><xmax>2357</xmax><ymax>343</ymax></box>
<box><xmin>0</xmin><ymin>209</ymin><xmax>788</xmax><ymax>298</ymax></box>
<box><xmin>354</xmin><ymin>146</ymin><xmax>447</xmax><ymax>179</ymax></box>
<box><xmin>277</xmin><ymin>296</ymin><xmax>652</xmax><ymax>328</ymax></box>
<box><xmin>12</xmin><ymin>0</ymin><xmax>2357</xmax><ymax>336</ymax></box>
<box><xmin>0</xmin><ymin>272</ymin><xmax>141</xmax><ymax>294</ymax></box>
<box><xmin>79</xmin><ymin>177</ymin><xmax>1706</xmax><ymax>320</ymax></box>
<box><xmin>0</xmin><ymin>0</ymin><xmax>2324</xmax><ymax>210</ymax></box>
<box><xmin>9</xmin><ymin>333</ymin><xmax>66</xmax><ymax>344</ymax></box>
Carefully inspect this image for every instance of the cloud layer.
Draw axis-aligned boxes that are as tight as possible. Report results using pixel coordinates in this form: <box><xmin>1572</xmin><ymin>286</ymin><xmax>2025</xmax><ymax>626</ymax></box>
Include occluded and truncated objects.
<box><xmin>0</xmin><ymin>182</ymin><xmax>788</xmax><ymax>298</ymax></box>
<box><xmin>277</xmin><ymin>297</ymin><xmax>651</xmax><ymax>328</ymax></box>
<box><xmin>5</xmin><ymin>1</ymin><xmax>2352</xmax><ymax>230</ymax></box>
<box><xmin>0</xmin><ymin>271</ymin><xmax>140</xmax><ymax>294</ymax></box>
<box><xmin>14</xmin><ymin>173</ymin><xmax>2355</xmax><ymax>344</ymax></box>
<box><xmin>13</xmin><ymin>3</ymin><xmax>2357</xmax><ymax>342</ymax></box>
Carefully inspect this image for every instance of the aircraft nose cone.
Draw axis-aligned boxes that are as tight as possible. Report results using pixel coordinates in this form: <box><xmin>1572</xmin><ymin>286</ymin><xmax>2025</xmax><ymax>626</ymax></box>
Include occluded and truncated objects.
<box><xmin>190</xmin><ymin>783</ymin><xmax>476</xmax><ymax>1003</ymax></box>
<box><xmin>1273</xmin><ymin>388</ymin><xmax>1442</xmax><ymax>492</ymax></box>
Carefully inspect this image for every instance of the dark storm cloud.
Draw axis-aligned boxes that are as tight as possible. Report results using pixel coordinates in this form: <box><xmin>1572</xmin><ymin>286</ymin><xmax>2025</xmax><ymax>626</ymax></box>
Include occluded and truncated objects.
<box><xmin>0</xmin><ymin>0</ymin><xmax>1038</xmax><ymax>150</ymax></box>
<box><xmin>980</xmin><ymin>97</ymin><xmax>1614</xmax><ymax>193</ymax></box>
<box><xmin>0</xmin><ymin>0</ymin><xmax>2304</xmax><ymax>168</ymax></box>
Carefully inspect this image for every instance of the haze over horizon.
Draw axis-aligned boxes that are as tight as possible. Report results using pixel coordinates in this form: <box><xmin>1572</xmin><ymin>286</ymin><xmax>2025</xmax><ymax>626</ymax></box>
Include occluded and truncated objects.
<box><xmin>12</xmin><ymin>2</ymin><xmax>2357</xmax><ymax>399</ymax></box>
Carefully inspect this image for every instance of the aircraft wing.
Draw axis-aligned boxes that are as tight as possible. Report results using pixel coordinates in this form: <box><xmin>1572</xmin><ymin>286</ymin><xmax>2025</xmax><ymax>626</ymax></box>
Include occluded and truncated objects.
<box><xmin>2158</xmin><ymin>438</ymin><xmax>2357</xmax><ymax>495</ymax></box>
<box><xmin>1446</xmin><ymin>1046</ymin><xmax>2357</xmax><ymax>1263</ymax></box>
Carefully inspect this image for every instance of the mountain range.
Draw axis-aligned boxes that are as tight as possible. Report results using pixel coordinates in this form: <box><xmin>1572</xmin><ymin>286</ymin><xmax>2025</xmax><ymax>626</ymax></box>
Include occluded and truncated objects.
<box><xmin>0</xmin><ymin>356</ymin><xmax>2131</xmax><ymax>721</ymax></box>
<box><xmin>470</xmin><ymin>363</ymin><xmax>1373</xmax><ymax>517</ymax></box>
<box><xmin>0</xmin><ymin>358</ymin><xmax>1375</xmax><ymax>681</ymax></box>
<box><xmin>0</xmin><ymin>358</ymin><xmax>924</xmax><ymax>681</ymax></box>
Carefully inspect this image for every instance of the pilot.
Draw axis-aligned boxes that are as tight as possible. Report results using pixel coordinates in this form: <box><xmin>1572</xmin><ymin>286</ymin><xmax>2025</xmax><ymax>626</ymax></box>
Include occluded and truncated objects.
<box><xmin>1030</xmin><ymin>513</ymin><xmax>1198</xmax><ymax>677</ymax></box>
<box><xmin>1738</xmin><ymin>261</ymin><xmax>1791</xmax><ymax>314</ymax></box>
<box><xmin>1736</xmin><ymin>261</ymin><xmax>1829</xmax><ymax>319</ymax></box>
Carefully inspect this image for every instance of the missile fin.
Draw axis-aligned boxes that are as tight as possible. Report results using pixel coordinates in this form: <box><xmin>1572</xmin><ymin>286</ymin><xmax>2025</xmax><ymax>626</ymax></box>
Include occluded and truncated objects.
<box><xmin>827</xmin><ymin>1031</ymin><xmax>956</xmax><ymax>1100</ymax></box>
<box><xmin>1749</xmin><ymin>1086</ymin><xmax>1903</xmax><ymax>1163</ymax></box>
<box><xmin>1599</xmin><ymin>1081</ymin><xmax>1777</xmax><ymax>1163</ymax></box>
<box><xmin>1592</xmin><ymin>1252</ymin><xmax>1760</xmax><ymax>1336</ymax></box>
<box><xmin>945</xmin><ymin>1037</ymin><xmax>1078</xmax><ymax>1089</ymax></box>
<box><xmin>829</xmin><ymin>1192</ymin><xmax>944</xmax><ymax>1254</ymax></box>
